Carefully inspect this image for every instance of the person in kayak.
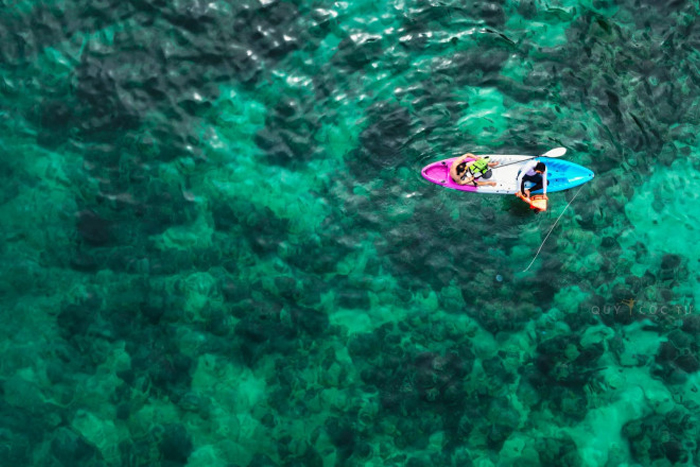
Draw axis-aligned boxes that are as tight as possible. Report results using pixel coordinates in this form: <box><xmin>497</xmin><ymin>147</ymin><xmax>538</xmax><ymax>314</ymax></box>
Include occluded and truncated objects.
<box><xmin>516</xmin><ymin>161</ymin><xmax>549</xmax><ymax>199</ymax></box>
<box><xmin>450</xmin><ymin>153</ymin><xmax>499</xmax><ymax>187</ymax></box>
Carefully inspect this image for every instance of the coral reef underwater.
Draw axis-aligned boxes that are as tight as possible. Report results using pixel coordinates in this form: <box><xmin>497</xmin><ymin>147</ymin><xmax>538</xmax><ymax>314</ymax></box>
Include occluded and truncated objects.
<box><xmin>0</xmin><ymin>0</ymin><xmax>699</xmax><ymax>465</ymax></box>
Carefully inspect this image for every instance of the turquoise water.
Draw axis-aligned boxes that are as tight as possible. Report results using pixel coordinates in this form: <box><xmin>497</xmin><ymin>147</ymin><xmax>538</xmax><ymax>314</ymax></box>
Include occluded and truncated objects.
<box><xmin>1</xmin><ymin>0</ymin><xmax>699</xmax><ymax>465</ymax></box>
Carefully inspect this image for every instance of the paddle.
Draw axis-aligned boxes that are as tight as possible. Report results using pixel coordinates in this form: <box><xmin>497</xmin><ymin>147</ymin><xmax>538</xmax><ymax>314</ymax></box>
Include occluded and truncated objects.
<box><xmin>491</xmin><ymin>147</ymin><xmax>567</xmax><ymax>170</ymax></box>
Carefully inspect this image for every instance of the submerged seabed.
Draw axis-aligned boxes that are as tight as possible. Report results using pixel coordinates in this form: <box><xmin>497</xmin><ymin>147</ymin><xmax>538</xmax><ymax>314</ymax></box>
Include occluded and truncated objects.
<box><xmin>1</xmin><ymin>0</ymin><xmax>699</xmax><ymax>465</ymax></box>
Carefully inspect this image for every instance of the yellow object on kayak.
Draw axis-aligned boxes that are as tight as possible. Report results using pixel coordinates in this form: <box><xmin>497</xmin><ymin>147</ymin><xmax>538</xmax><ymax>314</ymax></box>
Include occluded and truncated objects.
<box><xmin>516</xmin><ymin>193</ymin><xmax>548</xmax><ymax>211</ymax></box>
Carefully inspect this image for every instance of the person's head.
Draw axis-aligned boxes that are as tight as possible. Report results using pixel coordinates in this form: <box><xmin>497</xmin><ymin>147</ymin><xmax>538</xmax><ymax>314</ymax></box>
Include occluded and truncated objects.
<box><xmin>535</xmin><ymin>162</ymin><xmax>546</xmax><ymax>173</ymax></box>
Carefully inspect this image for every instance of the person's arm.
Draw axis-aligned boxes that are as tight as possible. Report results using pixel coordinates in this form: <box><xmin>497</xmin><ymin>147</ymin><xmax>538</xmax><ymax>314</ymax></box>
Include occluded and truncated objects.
<box><xmin>516</xmin><ymin>161</ymin><xmax>535</xmax><ymax>195</ymax></box>
<box><xmin>515</xmin><ymin>167</ymin><xmax>526</xmax><ymax>196</ymax></box>
<box><xmin>542</xmin><ymin>168</ymin><xmax>548</xmax><ymax>196</ymax></box>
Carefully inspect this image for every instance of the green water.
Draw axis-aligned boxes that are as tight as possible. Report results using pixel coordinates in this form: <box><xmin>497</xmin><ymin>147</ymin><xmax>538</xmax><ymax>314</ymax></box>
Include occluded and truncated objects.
<box><xmin>1</xmin><ymin>0</ymin><xmax>699</xmax><ymax>465</ymax></box>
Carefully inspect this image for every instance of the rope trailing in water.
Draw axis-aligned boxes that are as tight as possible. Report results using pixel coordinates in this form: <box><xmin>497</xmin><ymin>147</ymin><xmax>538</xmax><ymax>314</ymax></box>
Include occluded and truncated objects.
<box><xmin>522</xmin><ymin>185</ymin><xmax>584</xmax><ymax>272</ymax></box>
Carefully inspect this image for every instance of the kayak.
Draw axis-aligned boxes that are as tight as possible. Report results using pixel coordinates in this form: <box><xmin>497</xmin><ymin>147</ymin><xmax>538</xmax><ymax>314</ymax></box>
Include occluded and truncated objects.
<box><xmin>421</xmin><ymin>155</ymin><xmax>594</xmax><ymax>194</ymax></box>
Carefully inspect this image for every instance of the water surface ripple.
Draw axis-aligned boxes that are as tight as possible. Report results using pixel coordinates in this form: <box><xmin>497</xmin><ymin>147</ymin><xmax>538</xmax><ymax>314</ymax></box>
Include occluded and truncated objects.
<box><xmin>1</xmin><ymin>0</ymin><xmax>699</xmax><ymax>465</ymax></box>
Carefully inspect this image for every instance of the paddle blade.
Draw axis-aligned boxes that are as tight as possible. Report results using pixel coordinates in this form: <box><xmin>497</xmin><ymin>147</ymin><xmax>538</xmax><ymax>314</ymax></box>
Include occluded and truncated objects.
<box><xmin>515</xmin><ymin>193</ymin><xmax>548</xmax><ymax>211</ymax></box>
<box><xmin>530</xmin><ymin>195</ymin><xmax>548</xmax><ymax>211</ymax></box>
<box><xmin>541</xmin><ymin>147</ymin><xmax>567</xmax><ymax>158</ymax></box>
